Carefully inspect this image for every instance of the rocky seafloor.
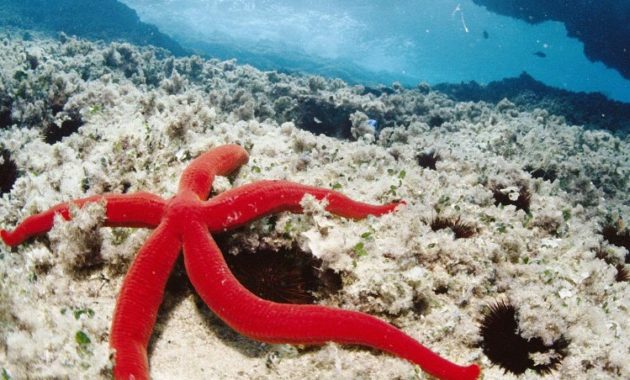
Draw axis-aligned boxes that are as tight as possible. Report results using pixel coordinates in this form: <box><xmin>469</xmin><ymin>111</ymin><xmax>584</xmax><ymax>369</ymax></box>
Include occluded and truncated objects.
<box><xmin>0</xmin><ymin>30</ymin><xmax>628</xmax><ymax>379</ymax></box>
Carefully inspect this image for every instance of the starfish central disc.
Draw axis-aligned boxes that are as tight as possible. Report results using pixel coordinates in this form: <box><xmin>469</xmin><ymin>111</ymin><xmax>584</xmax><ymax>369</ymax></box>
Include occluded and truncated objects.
<box><xmin>163</xmin><ymin>190</ymin><xmax>205</xmax><ymax>228</ymax></box>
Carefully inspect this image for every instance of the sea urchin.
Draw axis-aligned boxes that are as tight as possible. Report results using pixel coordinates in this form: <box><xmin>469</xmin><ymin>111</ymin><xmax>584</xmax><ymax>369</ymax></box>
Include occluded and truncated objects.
<box><xmin>479</xmin><ymin>300</ymin><xmax>568</xmax><ymax>375</ymax></box>
<box><xmin>416</xmin><ymin>150</ymin><xmax>441</xmax><ymax>170</ymax></box>
<box><xmin>601</xmin><ymin>220</ymin><xmax>630</xmax><ymax>263</ymax></box>
<box><xmin>429</xmin><ymin>215</ymin><xmax>476</xmax><ymax>239</ymax></box>
<box><xmin>491</xmin><ymin>184</ymin><xmax>531</xmax><ymax>213</ymax></box>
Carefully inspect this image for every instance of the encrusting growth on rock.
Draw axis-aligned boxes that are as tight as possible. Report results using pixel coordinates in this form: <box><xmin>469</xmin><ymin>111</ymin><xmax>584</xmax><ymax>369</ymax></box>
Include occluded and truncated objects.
<box><xmin>1</xmin><ymin>144</ymin><xmax>480</xmax><ymax>380</ymax></box>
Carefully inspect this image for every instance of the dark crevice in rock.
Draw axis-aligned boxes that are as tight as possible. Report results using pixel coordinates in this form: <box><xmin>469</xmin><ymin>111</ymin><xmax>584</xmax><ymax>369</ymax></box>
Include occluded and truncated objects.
<box><xmin>216</xmin><ymin>236</ymin><xmax>342</xmax><ymax>304</ymax></box>
<box><xmin>601</xmin><ymin>219</ymin><xmax>630</xmax><ymax>263</ymax></box>
<box><xmin>524</xmin><ymin>165</ymin><xmax>558</xmax><ymax>183</ymax></box>
<box><xmin>295</xmin><ymin>97</ymin><xmax>355</xmax><ymax>139</ymax></box>
<box><xmin>0</xmin><ymin>149</ymin><xmax>18</xmax><ymax>194</ymax></box>
<box><xmin>43</xmin><ymin>112</ymin><xmax>83</xmax><ymax>144</ymax></box>
<box><xmin>0</xmin><ymin>95</ymin><xmax>12</xmax><ymax>129</ymax></box>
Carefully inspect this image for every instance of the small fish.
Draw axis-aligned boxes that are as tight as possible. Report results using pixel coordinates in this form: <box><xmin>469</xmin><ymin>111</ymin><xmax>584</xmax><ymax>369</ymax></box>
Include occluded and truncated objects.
<box><xmin>313</xmin><ymin>117</ymin><xmax>322</xmax><ymax>124</ymax></box>
<box><xmin>533</xmin><ymin>51</ymin><xmax>547</xmax><ymax>58</ymax></box>
<box><xmin>367</xmin><ymin>119</ymin><xmax>378</xmax><ymax>129</ymax></box>
<box><xmin>482</xmin><ymin>30</ymin><xmax>489</xmax><ymax>39</ymax></box>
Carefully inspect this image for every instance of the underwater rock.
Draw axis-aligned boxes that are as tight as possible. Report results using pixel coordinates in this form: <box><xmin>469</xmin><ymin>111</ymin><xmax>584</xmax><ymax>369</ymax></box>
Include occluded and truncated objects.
<box><xmin>434</xmin><ymin>72</ymin><xmax>630</xmax><ymax>133</ymax></box>
<box><xmin>0</xmin><ymin>0</ymin><xmax>186</xmax><ymax>56</ymax></box>
<box><xmin>0</xmin><ymin>33</ymin><xmax>628</xmax><ymax>380</ymax></box>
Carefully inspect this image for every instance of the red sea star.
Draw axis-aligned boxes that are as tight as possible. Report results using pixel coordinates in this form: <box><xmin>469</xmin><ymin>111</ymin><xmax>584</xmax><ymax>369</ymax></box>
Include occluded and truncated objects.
<box><xmin>1</xmin><ymin>144</ymin><xmax>480</xmax><ymax>380</ymax></box>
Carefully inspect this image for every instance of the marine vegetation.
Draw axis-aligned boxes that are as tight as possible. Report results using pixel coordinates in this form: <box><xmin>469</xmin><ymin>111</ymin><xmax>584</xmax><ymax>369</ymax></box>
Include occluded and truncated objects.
<box><xmin>1</xmin><ymin>144</ymin><xmax>480</xmax><ymax>380</ymax></box>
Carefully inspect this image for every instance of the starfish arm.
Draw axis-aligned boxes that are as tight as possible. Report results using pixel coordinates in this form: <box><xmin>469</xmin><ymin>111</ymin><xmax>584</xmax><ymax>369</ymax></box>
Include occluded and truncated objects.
<box><xmin>178</xmin><ymin>144</ymin><xmax>249</xmax><ymax>200</ymax></box>
<box><xmin>110</xmin><ymin>221</ymin><xmax>181</xmax><ymax>380</ymax></box>
<box><xmin>182</xmin><ymin>223</ymin><xmax>477</xmax><ymax>380</ymax></box>
<box><xmin>204</xmin><ymin>180</ymin><xmax>404</xmax><ymax>231</ymax></box>
<box><xmin>0</xmin><ymin>192</ymin><xmax>165</xmax><ymax>246</ymax></box>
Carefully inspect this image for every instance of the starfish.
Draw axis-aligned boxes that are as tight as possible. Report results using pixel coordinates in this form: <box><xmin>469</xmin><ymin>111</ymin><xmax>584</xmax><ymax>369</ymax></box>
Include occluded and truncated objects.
<box><xmin>1</xmin><ymin>144</ymin><xmax>480</xmax><ymax>380</ymax></box>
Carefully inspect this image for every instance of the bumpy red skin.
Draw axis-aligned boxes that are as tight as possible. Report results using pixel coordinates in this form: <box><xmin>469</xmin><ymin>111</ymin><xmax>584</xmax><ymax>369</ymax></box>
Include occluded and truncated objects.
<box><xmin>1</xmin><ymin>145</ymin><xmax>480</xmax><ymax>380</ymax></box>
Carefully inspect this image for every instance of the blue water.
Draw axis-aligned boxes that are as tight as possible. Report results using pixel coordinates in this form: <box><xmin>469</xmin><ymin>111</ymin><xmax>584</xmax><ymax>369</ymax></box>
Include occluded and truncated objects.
<box><xmin>119</xmin><ymin>0</ymin><xmax>630</xmax><ymax>102</ymax></box>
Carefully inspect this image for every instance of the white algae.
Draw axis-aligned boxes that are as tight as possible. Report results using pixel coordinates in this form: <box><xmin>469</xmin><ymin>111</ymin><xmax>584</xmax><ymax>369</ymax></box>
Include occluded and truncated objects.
<box><xmin>0</xmin><ymin>31</ymin><xmax>628</xmax><ymax>379</ymax></box>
